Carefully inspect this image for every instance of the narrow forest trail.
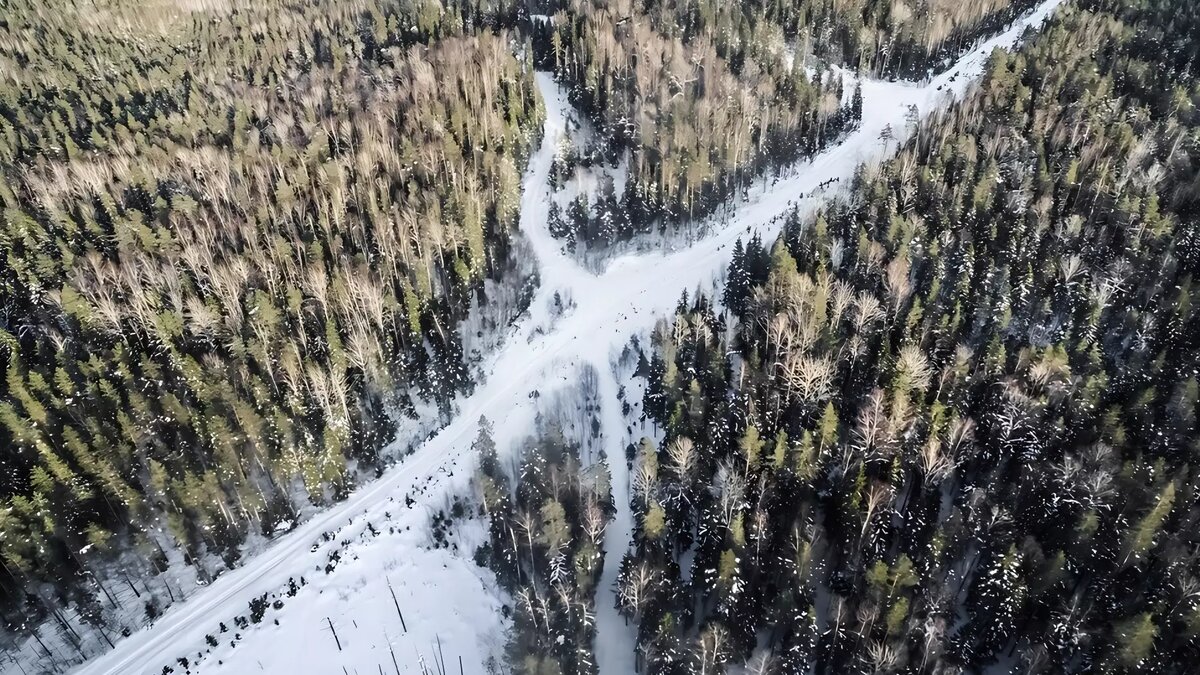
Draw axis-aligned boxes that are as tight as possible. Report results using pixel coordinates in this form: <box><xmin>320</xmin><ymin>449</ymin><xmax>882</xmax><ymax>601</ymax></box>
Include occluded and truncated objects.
<box><xmin>67</xmin><ymin>2</ymin><xmax>1063</xmax><ymax>673</ymax></box>
<box><xmin>589</xmin><ymin>357</ymin><xmax>638</xmax><ymax>675</ymax></box>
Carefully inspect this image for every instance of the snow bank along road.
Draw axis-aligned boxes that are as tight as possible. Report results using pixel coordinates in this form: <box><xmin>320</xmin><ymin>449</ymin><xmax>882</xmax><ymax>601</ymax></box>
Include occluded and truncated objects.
<box><xmin>69</xmin><ymin>2</ymin><xmax>1064</xmax><ymax>673</ymax></box>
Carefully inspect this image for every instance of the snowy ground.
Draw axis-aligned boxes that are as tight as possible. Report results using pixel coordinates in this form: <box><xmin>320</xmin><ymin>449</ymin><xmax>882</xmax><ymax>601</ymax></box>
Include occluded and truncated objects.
<box><xmin>590</xmin><ymin>343</ymin><xmax>660</xmax><ymax>675</ymax></box>
<box><xmin>31</xmin><ymin>3</ymin><xmax>1065</xmax><ymax>674</ymax></box>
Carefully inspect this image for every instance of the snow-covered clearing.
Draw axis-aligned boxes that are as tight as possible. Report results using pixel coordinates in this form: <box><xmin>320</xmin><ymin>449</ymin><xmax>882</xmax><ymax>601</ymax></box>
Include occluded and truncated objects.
<box><xmin>46</xmin><ymin>2</ymin><xmax>1064</xmax><ymax>673</ymax></box>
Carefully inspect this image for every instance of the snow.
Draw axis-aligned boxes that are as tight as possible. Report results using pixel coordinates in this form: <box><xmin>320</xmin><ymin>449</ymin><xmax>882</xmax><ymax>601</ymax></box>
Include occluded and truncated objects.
<box><xmin>201</xmin><ymin>517</ymin><xmax>506</xmax><ymax>675</ymax></box>
<box><xmin>589</xmin><ymin>350</ymin><xmax>642</xmax><ymax>675</ymax></box>
<box><xmin>48</xmin><ymin>2</ymin><xmax>1064</xmax><ymax>674</ymax></box>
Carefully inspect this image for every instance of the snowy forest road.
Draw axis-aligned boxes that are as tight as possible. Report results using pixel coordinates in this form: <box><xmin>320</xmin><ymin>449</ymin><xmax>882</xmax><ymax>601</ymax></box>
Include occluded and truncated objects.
<box><xmin>69</xmin><ymin>2</ymin><xmax>1063</xmax><ymax>673</ymax></box>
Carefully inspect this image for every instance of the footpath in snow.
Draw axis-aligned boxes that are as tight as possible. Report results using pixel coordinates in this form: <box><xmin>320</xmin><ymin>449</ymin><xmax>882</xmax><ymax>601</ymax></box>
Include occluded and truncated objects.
<box><xmin>56</xmin><ymin>2</ymin><xmax>1064</xmax><ymax>673</ymax></box>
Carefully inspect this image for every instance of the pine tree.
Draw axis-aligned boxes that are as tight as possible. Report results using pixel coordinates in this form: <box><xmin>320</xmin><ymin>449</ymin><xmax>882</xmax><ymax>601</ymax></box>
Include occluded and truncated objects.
<box><xmin>724</xmin><ymin>239</ymin><xmax>750</xmax><ymax>317</ymax></box>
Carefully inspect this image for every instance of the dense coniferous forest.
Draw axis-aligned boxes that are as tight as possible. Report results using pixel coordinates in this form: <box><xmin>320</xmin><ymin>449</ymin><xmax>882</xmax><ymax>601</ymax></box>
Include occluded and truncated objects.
<box><xmin>530</xmin><ymin>0</ymin><xmax>1045</xmax><ymax>244</ymax></box>
<box><xmin>4</xmin><ymin>0</ymin><xmax>1199</xmax><ymax>671</ymax></box>
<box><xmin>0</xmin><ymin>0</ymin><xmax>544</xmax><ymax>637</ymax></box>
<box><xmin>536</xmin><ymin>0</ymin><xmax>853</xmax><ymax>231</ymax></box>
<box><xmin>722</xmin><ymin>0</ymin><xmax>1047</xmax><ymax>78</ymax></box>
<box><xmin>0</xmin><ymin>0</ymin><xmax>1052</xmax><ymax>645</ymax></box>
<box><xmin>617</xmin><ymin>0</ymin><xmax>1200</xmax><ymax>671</ymax></box>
